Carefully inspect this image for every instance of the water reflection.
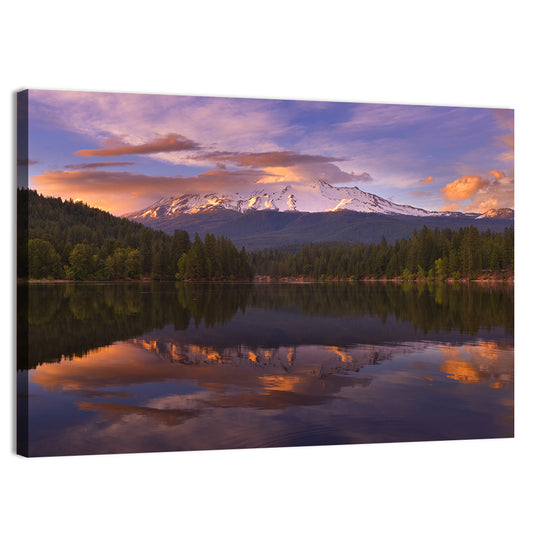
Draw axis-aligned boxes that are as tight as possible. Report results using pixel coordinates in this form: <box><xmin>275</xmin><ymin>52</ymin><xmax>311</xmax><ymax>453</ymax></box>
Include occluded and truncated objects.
<box><xmin>21</xmin><ymin>282</ymin><xmax>514</xmax><ymax>456</ymax></box>
<box><xmin>19</xmin><ymin>281</ymin><xmax>513</xmax><ymax>370</ymax></box>
<box><xmin>439</xmin><ymin>342</ymin><xmax>513</xmax><ymax>388</ymax></box>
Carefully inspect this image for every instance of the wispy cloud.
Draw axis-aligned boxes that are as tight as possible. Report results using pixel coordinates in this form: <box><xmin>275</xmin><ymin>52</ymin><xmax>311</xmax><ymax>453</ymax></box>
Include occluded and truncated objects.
<box><xmin>337</xmin><ymin>103</ymin><xmax>439</xmax><ymax>132</ymax></box>
<box><xmin>492</xmin><ymin>109</ymin><xmax>514</xmax><ymax>161</ymax></box>
<box><xmin>29</xmin><ymin>90</ymin><xmax>290</xmax><ymax>157</ymax></box>
<box><xmin>76</xmin><ymin>133</ymin><xmax>201</xmax><ymax>157</ymax></box>
<box><xmin>498</xmin><ymin>133</ymin><xmax>514</xmax><ymax>161</ymax></box>
<box><xmin>420</xmin><ymin>176</ymin><xmax>434</xmax><ymax>183</ymax></box>
<box><xmin>409</xmin><ymin>190</ymin><xmax>433</xmax><ymax>198</ymax></box>
<box><xmin>64</xmin><ymin>161</ymin><xmax>137</xmax><ymax>169</ymax></box>
<box><xmin>195</xmin><ymin>150</ymin><xmax>345</xmax><ymax>169</ymax></box>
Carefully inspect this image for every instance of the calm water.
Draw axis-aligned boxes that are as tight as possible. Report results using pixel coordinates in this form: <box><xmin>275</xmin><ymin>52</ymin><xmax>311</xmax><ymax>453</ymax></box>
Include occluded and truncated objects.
<box><xmin>18</xmin><ymin>281</ymin><xmax>514</xmax><ymax>457</ymax></box>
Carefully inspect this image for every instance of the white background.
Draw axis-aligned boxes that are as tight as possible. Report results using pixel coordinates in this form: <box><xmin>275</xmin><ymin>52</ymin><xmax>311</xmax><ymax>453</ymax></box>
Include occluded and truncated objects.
<box><xmin>2</xmin><ymin>1</ymin><xmax>531</xmax><ymax>531</ymax></box>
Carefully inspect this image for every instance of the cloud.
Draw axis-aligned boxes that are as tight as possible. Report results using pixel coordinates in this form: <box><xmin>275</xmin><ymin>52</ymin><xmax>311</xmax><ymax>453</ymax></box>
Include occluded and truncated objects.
<box><xmin>439</xmin><ymin>175</ymin><xmax>489</xmax><ymax>201</ymax></box>
<box><xmin>64</xmin><ymin>161</ymin><xmax>137</xmax><ymax>169</ymax></box>
<box><xmin>29</xmin><ymin>90</ymin><xmax>289</xmax><ymax>157</ymax></box>
<box><xmin>492</xmin><ymin>108</ymin><xmax>513</xmax><ymax>130</ymax></box>
<box><xmin>420</xmin><ymin>176</ymin><xmax>434</xmax><ymax>183</ymax></box>
<box><xmin>76</xmin><ymin>401</ymin><xmax>197</xmax><ymax>427</ymax></box>
<box><xmin>409</xmin><ymin>190</ymin><xmax>433</xmax><ymax>198</ymax></box>
<box><xmin>498</xmin><ymin>133</ymin><xmax>514</xmax><ymax>161</ymax></box>
<box><xmin>192</xmin><ymin>148</ymin><xmax>371</xmax><ymax>186</ymax></box>
<box><xmin>30</xmin><ymin>158</ymin><xmax>374</xmax><ymax>215</ymax></box>
<box><xmin>196</xmin><ymin>150</ymin><xmax>345</xmax><ymax>168</ymax></box>
<box><xmin>489</xmin><ymin>170</ymin><xmax>505</xmax><ymax>180</ymax></box>
<box><xmin>492</xmin><ymin>109</ymin><xmax>514</xmax><ymax>161</ymax></box>
<box><xmin>189</xmin><ymin>150</ymin><xmax>372</xmax><ymax>189</ymax></box>
<box><xmin>186</xmin><ymin>168</ymin><xmax>273</xmax><ymax>190</ymax></box>
<box><xmin>338</xmin><ymin>103</ymin><xmax>443</xmax><ymax>132</ymax></box>
<box><xmin>28</xmin><ymin>90</ymin><xmax>512</xmax><ymax>215</ymax></box>
<box><xmin>465</xmin><ymin>171</ymin><xmax>514</xmax><ymax>212</ymax></box>
<box><xmin>439</xmin><ymin>170</ymin><xmax>514</xmax><ymax>212</ymax></box>
<box><xmin>29</xmin><ymin>168</ymin><xmax>271</xmax><ymax>214</ymax></box>
<box><xmin>256</xmin><ymin>162</ymin><xmax>372</xmax><ymax>185</ymax></box>
<box><xmin>75</xmin><ymin>133</ymin><xmax>201</xmax><ymax>157</ymax></box>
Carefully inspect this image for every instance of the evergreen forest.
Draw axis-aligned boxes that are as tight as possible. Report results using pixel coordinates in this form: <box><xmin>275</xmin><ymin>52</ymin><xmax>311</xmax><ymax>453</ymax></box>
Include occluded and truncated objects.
<box><xmin>250</xmin><ymin>225</ymin><xmax>514</xmax><ymax>281</ymax></box>
<box><xmin>18</xmin><ymin>188</ymin><xmax>253</xmax><ymax>281</ymax></box>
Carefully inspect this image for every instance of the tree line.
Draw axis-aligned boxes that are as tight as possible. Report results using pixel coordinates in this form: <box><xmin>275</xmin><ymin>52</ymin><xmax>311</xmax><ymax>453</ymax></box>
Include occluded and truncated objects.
<box><xmin>19</xmin><ymin>188</ymin><xmax>253</xmax><ymax>281</ymax></box>
<box><xmin>250</xmin><ymin>225</ymin><xmax>514</xmax><ymax>280</ymax></box>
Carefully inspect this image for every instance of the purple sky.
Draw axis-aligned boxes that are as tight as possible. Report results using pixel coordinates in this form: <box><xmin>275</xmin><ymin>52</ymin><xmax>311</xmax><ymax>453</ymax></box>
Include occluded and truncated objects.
<box><xmin>26</xmin><ymin>90</ymin><xmax>514</xmax><ymax>215</ymax></box>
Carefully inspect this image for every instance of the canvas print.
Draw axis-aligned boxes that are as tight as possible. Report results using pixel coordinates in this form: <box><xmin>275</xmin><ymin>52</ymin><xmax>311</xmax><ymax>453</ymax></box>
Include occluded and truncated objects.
<box><xmin>17</xmin><ymin>90</ymin><xmax>514</xmax><ymax>457</ymax></box>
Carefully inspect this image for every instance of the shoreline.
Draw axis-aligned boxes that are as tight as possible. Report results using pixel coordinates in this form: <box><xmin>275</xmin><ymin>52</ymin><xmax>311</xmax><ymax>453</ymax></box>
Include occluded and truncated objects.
<box><xmin>21</xmin><ymin>276</ymin><xmax>514</xmax><ymax>285</ymax></box>
<box><xmin>253</xmin><ymin>273</ymin><xmax>514</xmax><ymax>284</ymax></box>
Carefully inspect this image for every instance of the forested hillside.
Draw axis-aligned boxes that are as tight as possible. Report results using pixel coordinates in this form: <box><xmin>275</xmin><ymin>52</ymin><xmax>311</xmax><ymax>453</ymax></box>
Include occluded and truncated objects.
<box><xmin>18</xmin><ymin>188</ymin><xmax>253</xmax><ymax>281</ymax></box>
<box><xmin>250</xmin><ymin>225</ymin><xmax>514</xmax><ymax>281</ymax></box>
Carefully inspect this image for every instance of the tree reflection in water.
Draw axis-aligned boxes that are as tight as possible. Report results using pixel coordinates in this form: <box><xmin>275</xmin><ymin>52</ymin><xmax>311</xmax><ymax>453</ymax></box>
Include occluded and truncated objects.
<box><xmin>19</xmin><ymin>281</ymin><xmax>513</xmax><ymax>370</ymax></box>
<box><xmin>19</xmin><ymin>281</ymin><xmax>513</xmax><ymax>456</ymax></box>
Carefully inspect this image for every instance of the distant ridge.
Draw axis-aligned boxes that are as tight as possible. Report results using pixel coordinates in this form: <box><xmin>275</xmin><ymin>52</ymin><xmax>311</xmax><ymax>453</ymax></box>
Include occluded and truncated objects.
<box><xmin>476</xmin><ymin>208</ymin><xmax>514</xmax><ymax>220</ymax></box>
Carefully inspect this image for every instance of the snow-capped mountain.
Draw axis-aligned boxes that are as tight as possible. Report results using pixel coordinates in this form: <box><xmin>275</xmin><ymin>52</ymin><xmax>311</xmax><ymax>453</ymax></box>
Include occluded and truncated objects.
<box><xmin>475</xmin><ymin>208</ymin><xmax>514</xmax><ymax>220</ymax></box>
<box><xmin>124</xmin><ymin>179</ymin><xmax>458</xmax><ymax>220</ymax></box>
<box><xmin>120</xmin><ymin>179</ymin><xmax>512</xmax><ymax>249</ymax></box>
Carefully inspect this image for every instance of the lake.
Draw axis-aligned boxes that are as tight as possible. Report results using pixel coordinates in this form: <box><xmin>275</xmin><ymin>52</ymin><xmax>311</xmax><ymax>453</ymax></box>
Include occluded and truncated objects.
<box><xmin>17</xmin><ymin>281</ymin><xmax>514</xmax><ymax>457</ymax></box>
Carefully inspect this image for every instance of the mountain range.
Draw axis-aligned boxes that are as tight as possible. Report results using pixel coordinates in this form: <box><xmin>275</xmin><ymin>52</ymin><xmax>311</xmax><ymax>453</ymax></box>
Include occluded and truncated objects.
<box><xmin>124</xmin><ymin>180</ymin><xmax>514</xmax><ymax>249</ymax></box>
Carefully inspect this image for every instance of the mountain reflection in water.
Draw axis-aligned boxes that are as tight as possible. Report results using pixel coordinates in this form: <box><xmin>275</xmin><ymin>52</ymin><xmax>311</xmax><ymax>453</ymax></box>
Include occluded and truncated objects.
<box><xmin>19</xmin><ymin>282</ymin><xmax>514</xmax><ymax>456</ymax></box>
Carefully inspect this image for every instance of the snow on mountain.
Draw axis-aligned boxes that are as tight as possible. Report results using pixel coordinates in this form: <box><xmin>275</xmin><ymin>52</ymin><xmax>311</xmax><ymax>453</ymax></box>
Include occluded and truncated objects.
<box><xmin>124</xmin><ymin>179</ymin><xmax>457</xmax><ymax>221</ymax></box>
<box><xmin>476</xmin><ymin>208</ymin><xmax>514</xmax><ymax>220</ymax></box>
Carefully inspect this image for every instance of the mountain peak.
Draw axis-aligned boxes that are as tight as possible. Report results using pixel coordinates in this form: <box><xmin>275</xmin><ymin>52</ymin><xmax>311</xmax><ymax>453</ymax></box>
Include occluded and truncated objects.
<box><xmin>124</xmin><ymin>180</ymin><xmax>460</xmax><ymax>221</ymax></box>
<box><xmin>476</xmin><ymin>208</ymin><xmax>514</xmax><ymax>220</ymax></box>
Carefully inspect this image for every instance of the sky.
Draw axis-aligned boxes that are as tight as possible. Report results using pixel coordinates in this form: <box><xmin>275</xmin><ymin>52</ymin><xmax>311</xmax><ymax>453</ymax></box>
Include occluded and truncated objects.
<box><xmin>24</xmin><ymin>89</ymin><xmax>514</xmax><ymax>216</ymax></box>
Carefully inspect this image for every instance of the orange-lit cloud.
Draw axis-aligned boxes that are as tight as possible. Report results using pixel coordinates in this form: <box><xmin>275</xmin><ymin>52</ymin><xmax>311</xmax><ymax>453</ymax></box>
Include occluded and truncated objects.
<box><xmin>440</xmin><ymin>175</ymin><xmax>489</xmax><ymax>201</ymax></box>
<box><xmin>76</xmin><ymin>133</ymin><xmax>201</xmax><ymax>157</ymax></box>
<box><xmin>440</xmin><ymin>170</ymin><xmax>514</xmax><ymax>213</ymax></box>
<box><xmin>257</xmin><ymin>163</ymin><xmax>372</xmax><ymax>185</ymax></box>
<box><xmin>489</xmin><ymin>170</ymin><xmax>504</xmax><ymax>180</ymax></box>
<box><xmin>29</xmin><ymin>167</ymin><xmax>272</xmax><ymax>214</ymax></box>
<box><xmin>439</xmin><ymin>170</ymin><xmax>513</xmax><ymax>213</ymax></box>
<box><xmin>420</xmin><ymin>176</ymin><xmax>434</xmax><ymax>183</ymax></box>
<box><xmin>30</xmin><ymin>155</ymin><xmax>374</xmax><ymax>214</ymax></box>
